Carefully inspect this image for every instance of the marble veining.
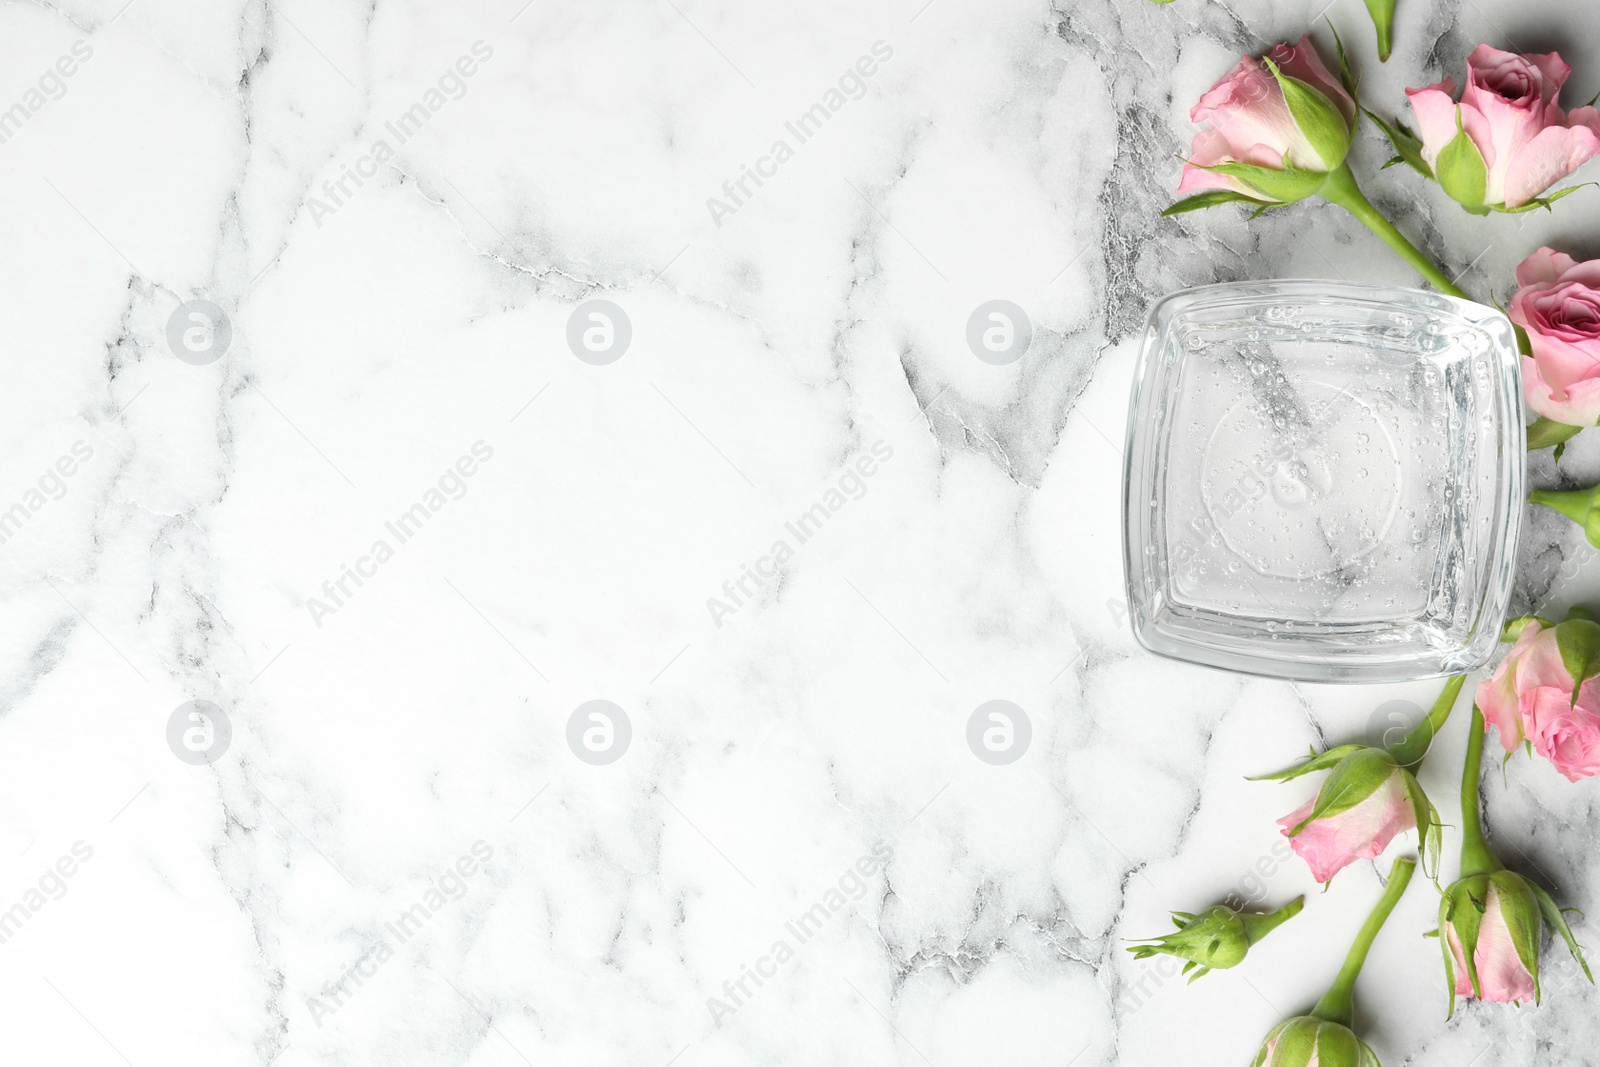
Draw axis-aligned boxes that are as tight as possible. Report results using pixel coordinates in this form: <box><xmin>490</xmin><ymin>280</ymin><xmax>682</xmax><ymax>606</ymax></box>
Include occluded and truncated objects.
<box><xmin>1</xmin><ymin>0</ymin><xmax>1599</xmax><ymax>1064</ymax></box>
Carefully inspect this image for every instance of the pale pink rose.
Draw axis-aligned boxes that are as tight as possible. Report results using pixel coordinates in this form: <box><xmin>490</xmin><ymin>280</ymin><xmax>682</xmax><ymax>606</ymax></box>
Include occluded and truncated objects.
<box><xmin>1178</xmin><ymin>36</ymin><xmax>1355</xmax><ymax>200</ymax></box>
<box><xmin>1276</xmin><ymin>768</ymin><xmax>1414</xmax><ymax>883</ymax></box>
<box><xmin>1510</xmin><ymin>247</ymin><xmax>1600</xmax><ymax>426</ymax></box>
<box><xmin>1405</xmin><ymin>45</ymin><xmax>1600</xmax><ymax>208</ymax></box>
<box><xmin>1475</xmin><ymin>618</ymin><xmax>1565</xmax><ymax>749</ymax></box>
<box><xmin>1446</xmin><ymin>882</ymin><xmax>1538</xmax><ymax>1002</ymax></box>
<box><xmin>1524</xmin><ymin>685</ymin><xmax>1600</xmax><ymax>782</ymax></box>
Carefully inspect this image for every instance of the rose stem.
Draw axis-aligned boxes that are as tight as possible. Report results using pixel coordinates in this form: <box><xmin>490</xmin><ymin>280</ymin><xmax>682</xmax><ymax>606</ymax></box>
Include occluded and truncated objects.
<box><xmin>1458</xmin><ymin>705</ymin><xmax>1503</xmax><ymax>878</ymax></box>
<box><xmin>1317</xmin><ymin>163</ymin><xmax>1470</xmax><ymax>300</ymax></box>
<box><xmin>1311</xmin><ymin>855</ymin><xmax>1416</xmax><ymax>1028</ymax></box>
<box><xmin>1387</xmin><ymin>673</ymin><xmax>1465</xmax><ymax>768</ymax></box>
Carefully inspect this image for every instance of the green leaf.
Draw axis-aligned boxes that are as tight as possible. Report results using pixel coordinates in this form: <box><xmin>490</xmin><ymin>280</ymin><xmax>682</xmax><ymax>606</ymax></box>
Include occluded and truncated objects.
<box><xmin>1529</xmin><ymin>416</ymin><xmax>1583</xmax><ymax>451</ymax></box>
<box><xmin>1436</xmin><ymin>110</ymin><xmax>1489</xmax><ymax>210</ymax></box>
<box><xmin>1556</xmin><ymin>617</ymin><xmax>1600</xmax><ymax>703</ymax></box>
<box><xmin>1530</xmin><ymin>880</ymin><xmax>1595</xmax><ymax>984</ymax></box>
<box><xmin>1162</xmin><ymin>190</ymin><xmax>1277</xmax><ymax>217</ymax></box>
<box><xmin>1363</xmin><ymin>108</ymin><xmax>1433</xmax><ymax>179</ymax></box>
<box><xmin>1201</xmin><ymin>158</ymin><xmax>1328</xmax><ymax>203</ymax></box>
<box><xmin>1249</xmin><ymin>743</ymin><xmax>1366</xmax><ymax>782</ymax></box>
<box><xmin>1265</xmin><ymin>58</ymin><xmax>1352</xmax><ymax>169</ymax></box>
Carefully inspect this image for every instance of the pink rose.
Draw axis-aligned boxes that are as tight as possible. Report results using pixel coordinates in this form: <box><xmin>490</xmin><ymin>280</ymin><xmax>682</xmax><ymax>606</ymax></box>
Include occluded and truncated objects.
<box><xmin>1277</xmin><ymin>762</ymin><xmax>1415</xmax><ymax>884</ymax></box>
<box><xmin>1510</xmin><ymin>247</ymin><xmax>1600</xmax><ymax>426</ymax></box>
<box><xmin>1405</xmin><ymin>45</ymin><xmax>1600</xmax><ymax>209</ymax></box>
<box><xmin>1474</xmin><ymin>614</ymin><xmax>1600</xmax><ymax>780</ymax></box>
<box><xmin>1444</xmin><ymin>876</ymin><xmax>1539</xmax><ymax>1004</ymax></box>
<box><xmin>1178</xmin><ymin>36</ymin><xmax>1355</xmax><ymax>203</ymax></box>
<box><xmin>1524</xmin><ymin>686</ymin><xmax>1600</xmax><ymax>782</ymax></box>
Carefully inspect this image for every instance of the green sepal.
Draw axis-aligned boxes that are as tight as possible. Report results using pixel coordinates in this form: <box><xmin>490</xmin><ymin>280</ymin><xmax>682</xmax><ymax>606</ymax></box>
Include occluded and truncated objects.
<box><xmin>1437</xmin><ymin>891</ymin><xmax>1460</xmax><ymax>1018</ymax></box>
<box><xmin>1514</xmin><ymin>321</ymin><xmax>1533</xmax><ymax>357</ymax></box>
<box><xmin>1436</xmin><ymin>110</ymin><xmax>1489</xmax><ymax>211</ymax></box>
<box><xmin>1249</xmin><ymin>743</ymin><xmax>1367</xmax><ymax>782</ymax></box>
<box><xmin>1502</xmin><ymin>614</ymin><xmax>1554</xmax><ymax>642</ymax></box>
<box><xmin>1316</xmin><ymin>1021</ymin><xmax>1361</xmax><ymax>1067</ymax></box>
<box><xmin>1264</xmin><ymin>58</ymin><xmax>1352</xmax><ymax>170</ymax></box>
<box><xmin>1327</xmin><ymin>20</ymin><xmax>1359</xmax><ymax>103</ymax></box>
<box><xmin>1288</xmin><ymin>749</ymin><xmax>1397</xmax><ymax>837</ymax></box>
<box><xmin>1199</xmin><ymin>158</ymin><xmax>1328</xmax><ymax>203</ymax></box>
<box><xmin>1555</xmin><ymin>617</ymin><xmax>1600</xmax><ymax>704</ymax></box>
<box><xmin>1402</xmin><ymin>769</ymin><xmax>1442</xmax><ymax>880</ymax></box>
<box><xmin>1528</xmin><ymin>416</ymin><xmax>1583</xmax><ymax>452</ymax></box>
<box><xmin>1364</xmin><ymin>108</ymin><xmax>1432</xmax><ymax>178</ymax></box>
<box><xmin>1271</xmin><ymin>1018</ymin><xmax>1319</xmax><ymax>1067</ymax></box>
<box><xmin>1445</xmin><ymin>875</ymin><xmax>1490</xmax><ymax>1000</ymax></box>
<box><xmin>1490</xmin><ymin>183</ymin><xmax>1596</xmax><ymax>213</ymax></box>
<box><xmin>1162</xmin><ymin>190</ymin><xmax>1278</xmax><ymax>217</ymax></box>
<box><xmin>1530</xmin><ymin>879</ymin><xmax>1594</xmax><ymax>984</ymax></box>
<box><xmin>1490</xmin><ymin>871</ymin><xmax>1546</xmax><ymax>1003</ymax></box>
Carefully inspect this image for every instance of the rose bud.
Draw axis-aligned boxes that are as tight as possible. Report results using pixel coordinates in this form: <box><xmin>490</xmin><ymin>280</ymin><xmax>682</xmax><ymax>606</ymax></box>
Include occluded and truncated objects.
<box><xmin>1475</xmin><ymin>609</ymin><xmax>1600</xmax><ymax>782</ymax></box>
<box><xmin>1255</xmin><ymin>677</ymin><xmax>1462</xmax><ymax>884</ymax></box>
<box><xmin>1171</xmin><ymin>35</ymin><xmax>1357</xmax><ymax>212</ymax></box>
<box><xmin>1171</xmin><ymin>37</ymin><xmax>1471</xmax><ymax>299</ymax></box>
<box><xmin>1510</xmin><ymin>248</ymin><xmax>1600</xmax><ymax>440</ymax></box>
<box><xmin>1250</xmin><ymin>858</ymin><xmax>1415</xmax><ymax>1067</ymax></box>
<box><xmin>1128</xmin><ymin>897</ymin><xmax>1303</xmax><ymax>981</ymax></box>
<box><xmin>1251</xmin><ymin>1016</ymin><xmax>1379</xmax><ymax>1067</ymax></box>
<box><xmin>1434</xmin><ymin>706</ymin><xmax>1592</xmax><ymax>1016</ymax></box>
<box><xmin>1395</xmin><ymin>46</ymin><xmax>1600</xmax><ymax>213</ymax></box>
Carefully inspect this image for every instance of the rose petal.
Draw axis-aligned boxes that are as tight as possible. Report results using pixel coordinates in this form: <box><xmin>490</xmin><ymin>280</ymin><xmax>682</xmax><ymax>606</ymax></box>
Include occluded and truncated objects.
<box><xmin>1521</xmin><ymin>354</ymin><xmax>1600</xmax><ymax>426</ymax></box>
<box><xmin>1473</xmin><ymin>884</ymin><xmax>1539</xmax><ymax>1002</ymax></box>
<box><xmin>1279</xmin><ymin>774</ymin><xmax>1414</xmax><ymax>884</ymax></box>
<box><xmin>1270</xmin><ymin>35</ymin><xmax>1355</xmax><ymax>124</ymax></box>
<box><xmin>1405</xmin><ymin>81</ymin><xmax>1461</xmax><ymax>164</ymax></box>
<box><xmin>1515</xmin><ymin>246</ymin><xmax>1580</xmax><ymax>287</ymax></box>
<box><xmin>1503</xmin><ymin>122</ymin><xmax>1600</xmax><ymax>207</ymax></box>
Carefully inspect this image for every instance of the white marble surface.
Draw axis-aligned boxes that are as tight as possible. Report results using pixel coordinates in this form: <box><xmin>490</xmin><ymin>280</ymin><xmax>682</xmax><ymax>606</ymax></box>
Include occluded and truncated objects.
<box><xmin>3</xmin><ymin>0</ymin><xmax>1600</xmax><ymax>1064</ymax></box>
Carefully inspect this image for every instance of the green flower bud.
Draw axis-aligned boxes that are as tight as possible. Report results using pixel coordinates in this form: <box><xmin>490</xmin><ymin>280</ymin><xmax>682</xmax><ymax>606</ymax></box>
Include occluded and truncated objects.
<box><xmin>1252</xmin><ymin>1016</ymin><xmax>1380</xmax><ymax>1067</ymax></box>
<box><xmin>1127</xmin><ymin>898</ymin><xmax>1303</xmax><ymax>981</ymax></box>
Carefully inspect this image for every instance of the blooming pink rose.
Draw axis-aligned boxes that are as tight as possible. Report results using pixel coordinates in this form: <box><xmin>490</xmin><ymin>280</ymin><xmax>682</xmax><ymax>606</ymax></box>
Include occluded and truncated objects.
<box><xmin>1277</xmin><ymin>765</ymin><xmax>1414</xmax><ymax>883</ymax></box>
<box><xmin>1475</xmin><ymin>617</ymin><xmax>1562</xmax><ymax>749</ymax></box>
<box><xmin>1510</xmin><ymin>247</ymin><xmax>1600</xmax><ymax>426</ymax></box>
<box><xmin>1178</xmin><ymin>36</ymin><xmax>1356</xmax><ymax>202</ymax></box>
<box><xmin>1445</xmin><ymin>880</ymin><xmax>1538</xmax><ymax>1003</ymax></box>
<box><xmin>1524</xmin><ymin>686</ymin><xmax>1600</xmax><ymax>782</ymax></box>
<box><xmin>1474</xmin><ymin>614</ymin><xmax>1600</xmax><ymax>780</ymax></box>
<box><xmin>1405</xmin><ymin>45</ymin><xmax>1600</xmax><ymax>209</ymax></box>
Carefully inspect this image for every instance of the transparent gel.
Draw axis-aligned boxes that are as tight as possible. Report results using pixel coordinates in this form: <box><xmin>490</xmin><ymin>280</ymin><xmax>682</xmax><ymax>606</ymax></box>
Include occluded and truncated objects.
<box><xmin>1122</xmin><ymin>281</ymin><xmax>1523</xmax><ymax>682</ymax></box>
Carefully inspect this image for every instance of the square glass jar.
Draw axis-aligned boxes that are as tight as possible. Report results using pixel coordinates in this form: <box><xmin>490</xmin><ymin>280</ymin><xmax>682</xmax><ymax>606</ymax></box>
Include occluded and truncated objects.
<box><xmin>1122</xmin><ymin>280</ymin><xmax>1524</xmax><ymax>682</ymax></box>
